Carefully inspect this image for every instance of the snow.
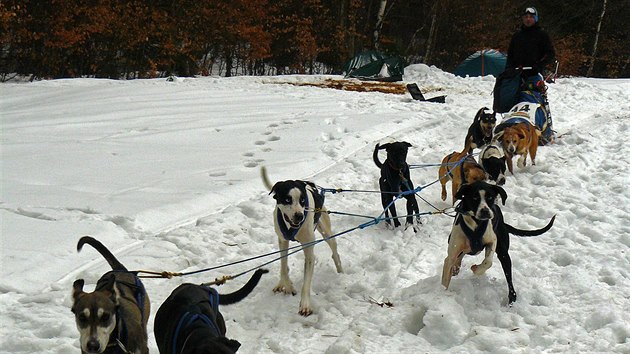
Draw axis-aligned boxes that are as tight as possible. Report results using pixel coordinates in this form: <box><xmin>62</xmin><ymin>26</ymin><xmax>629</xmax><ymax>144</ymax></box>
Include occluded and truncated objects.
<box><xmin>1</xmin><ymin>65</ymin><xmax>629</xmax><ymax>353</ymax></box>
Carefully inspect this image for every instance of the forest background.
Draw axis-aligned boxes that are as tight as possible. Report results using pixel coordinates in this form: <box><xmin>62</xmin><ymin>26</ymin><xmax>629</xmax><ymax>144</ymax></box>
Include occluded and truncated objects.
<box><xmin>1</xmin><ymin>0</ymin><xmax>628</xmax><ymax>81</ymax></box>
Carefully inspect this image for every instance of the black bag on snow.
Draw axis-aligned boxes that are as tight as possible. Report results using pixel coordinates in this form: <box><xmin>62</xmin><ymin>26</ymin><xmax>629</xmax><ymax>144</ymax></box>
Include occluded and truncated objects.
<box><xmin>492</xmin><ymin>68</ymin><xmax>522</xmax><ymax>113</ymax></box>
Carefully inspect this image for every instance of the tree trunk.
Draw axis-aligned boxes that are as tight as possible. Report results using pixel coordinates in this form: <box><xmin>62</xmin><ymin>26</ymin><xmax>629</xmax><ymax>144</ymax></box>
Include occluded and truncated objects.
<box><xmin>424</xmin><ymin>1</ymin><xmax>438</xmax><ymax>64</ymax></box>
<box><xmin>587</xmin><ymin>0</ymin><xmax>607</xmax><ymax>77</ymax></box>
<box><xmin>373</xmin><ymin>0</ymin><xmax>388</xmax><ymax>51</ymax></box>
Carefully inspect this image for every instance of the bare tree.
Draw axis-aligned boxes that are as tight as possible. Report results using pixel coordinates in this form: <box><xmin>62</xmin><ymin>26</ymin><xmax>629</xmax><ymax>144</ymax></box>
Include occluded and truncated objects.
<box><xmin>587</xmin><ymin>0</ymin><xmax>607</xmax><ymax>77</ymax></box>
<box><xmin>424</xmin><ymin>1</ymin><xmax>438</xmax><ymax>64</ymax></box>
<box><xmin>373</xmin><ymin>0</ymin><xmax>388</xmax><ymax>50</ymax></box>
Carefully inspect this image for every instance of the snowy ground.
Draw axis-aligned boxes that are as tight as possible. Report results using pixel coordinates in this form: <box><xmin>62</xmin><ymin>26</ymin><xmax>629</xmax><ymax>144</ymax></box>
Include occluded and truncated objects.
<box><xmin>1</xmin><ymin>65</ymin><xmax>629</xmax><ymax>353</ymax></box>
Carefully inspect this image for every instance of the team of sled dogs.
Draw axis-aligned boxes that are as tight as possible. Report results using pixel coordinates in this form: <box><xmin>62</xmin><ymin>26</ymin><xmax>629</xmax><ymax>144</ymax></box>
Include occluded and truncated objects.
<box><xmin>72</xmin><ymin>108</ymin><xmax>554</xmax><ymax>353</ymax></box>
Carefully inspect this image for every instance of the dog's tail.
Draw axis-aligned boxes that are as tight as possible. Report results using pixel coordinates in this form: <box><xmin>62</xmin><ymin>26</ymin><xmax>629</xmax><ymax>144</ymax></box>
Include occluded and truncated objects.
<box><xmin>373</xmin><ymin>143</ymin><xmax>384</xmax><ymax>168</ymax></box>
<box><xmin>506</xmin><ymin>215</ymin><xmax>556</xmax><ymax>237</ymax></box>
<box><xmin>77</xmin><ymin>236</ymin><xmax>128</xmax><ymax>271</ymax></box>
<box><xmin>260</xmin><ymin>166</ymin><xmax>273</xmax><ymax>191</ymax></box>
<box><xmin>219</xmin><ymin>268</ymin><xmax>269</xmax><ymax>305</ymax></box>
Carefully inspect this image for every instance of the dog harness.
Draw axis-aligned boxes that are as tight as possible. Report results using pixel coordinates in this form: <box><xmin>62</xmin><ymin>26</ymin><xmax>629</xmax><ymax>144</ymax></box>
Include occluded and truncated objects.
<box><xmin>454</xmin><ymin>214</ymin><xmax>489</xmax><ymax>255</ymax></box>
<box><xmin>453</xmin><ymin>205</ymin><xmax>501</xmax><ymax>255</ymax></box>
<box><xmin>383</xmin><ymin>161</ymin><xmax>413</xmax><ymax>192</ymax></box>
<box><xmin>277</xmin><ymin>190</ymin><xmax>324</xmax><ymax>241</ymax></box>
<box><xmin>445</xmin><ymin>153</ymin><xmax>479</xmax><ymax>184</ymax></box>
<box><xmin>171</xmin><ymin>286</ymin><xmax>221</xmax><ymax>354</ymax></box>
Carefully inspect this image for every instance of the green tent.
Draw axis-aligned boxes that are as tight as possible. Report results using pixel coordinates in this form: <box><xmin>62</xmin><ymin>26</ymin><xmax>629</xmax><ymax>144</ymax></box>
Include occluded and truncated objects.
<box><xmin>454</xmin><ymin>49</ymin><xmax>507</xmax><ymax>78</ymax></box>
<box><xmin>343</xmin><ymin>51</ymin><xmax>405</xmax><ymax>82</ymax></box>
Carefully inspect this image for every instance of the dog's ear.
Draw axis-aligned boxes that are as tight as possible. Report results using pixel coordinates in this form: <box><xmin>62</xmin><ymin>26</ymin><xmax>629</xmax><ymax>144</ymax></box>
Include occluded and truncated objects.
<box><xmin>454</xmin><ymin>183</ymin><xmax>471</xmax><ymax>201</ymax></box>
<box><xmin>493</xmin><ymin>185</ymin><xmax>508</xmax><ymax>205</ymax></box>
<box><xmin>474</xmin><ymin>107</ymin><xmax>489</xmax><ymax>122</ymax></box>
<box><xmin>403</xmin><ymin>141</ymin><xmax>413</xmax><ymax>148</ymax></box>
<box><xmin>110</xmin><ymin>281</ymin><xmax>122</xmax><ymax>306</ymax></box>
<box><xmin>269</xmin><ymin>182</ymin><xmax>280</xmax><ymax>197</ymax></box>
<box><xmin>218</xmin><ymin>338</ymin><xmax>241</xmax><ymax>353</ymax></box>
<box><xmin>518</xmin><ymin>132</ymin><xmax>526</xmax><ymax>140</ymax></box>
<box><xmin>378</xmin><ymin>143</ymin><xmax>390</xmax><ymax>150</ymax></box>
<box><xmin>494</xmin><ymin>131</ymin><xmax>504</xmax><ymax>142</ymax></box>
<box><xmin>72</xmin><ymin>279</ymin><xmax>85</xmax><ymax>302</ymax></box>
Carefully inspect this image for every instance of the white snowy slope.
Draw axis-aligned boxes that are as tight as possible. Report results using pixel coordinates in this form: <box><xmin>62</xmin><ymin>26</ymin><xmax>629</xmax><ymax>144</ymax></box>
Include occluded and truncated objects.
<box><xmin>1</xmin><ymin>65</ymin><xmax>629</xmax><ymax>353</ymax></box>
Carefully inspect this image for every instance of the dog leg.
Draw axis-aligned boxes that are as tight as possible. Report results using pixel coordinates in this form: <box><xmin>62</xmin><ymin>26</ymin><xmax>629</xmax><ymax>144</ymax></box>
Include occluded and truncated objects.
<box><xmin>471</xmin><ymin>242</ymin><xmax>496</xmax><ymax>276</ymax></box>
<box><xmin>389</xmin><ymin>203</ymin><xmax>401</xmax><ymax>228</ymax></box>
<box><xmin>452</xmin><ymin>252</ymin><xmax>465</xmax><ymax>276</ymax></box>
<box><xmin>529</xmin><ymin>138</ymin><xmax>538</xmax><ymax>166</ymax></box>
<box><xmin>316</xmin><ymin>213</ymin><xmax>343</xmax><ymax>273</ymax></box>
<box><xmin>441</xmin><ymin>256</ymin><xmax>455</xmax><ymax>289</ymax></box>
<box><xmin>442</xmin><ymin>242</ymin><xmax>466</xmax><ymax>289</ymax></box>
<box><xmin>496</xmin><ymin>243</ymin><xmax>517</xmax><ymax>304</ymax></box>
<box><xmin>517</xmin><ymin>152</ymin><xmax>528</xmax><ymax>169</ymax></box>
<box><xmin>273</xmin><ymin>238</ymin><xmax>296</xmax><ymax>295</ymax></box>
<box><xmin>506</xmin><ymin>154</ymin><xmax>514</xmax><ymax>174</ymax></box>
<box><xmin>299</xmin><ymin>246</ymin><xmax>315</xmax><ymax>316</ymax></box>
<box><xmin>451</xmin><ymin>180</ymin><xmax>460</xmax><ymax>205</ymax></box>
<box><xmin>381</xmin><ymin>195</ymin><xmax>394</xmax><ymax>228</ymax></box>
<box><xmin>404</xmin><ymin>196</ymin><xmax>420</xmax><ymax>233</ymax></box>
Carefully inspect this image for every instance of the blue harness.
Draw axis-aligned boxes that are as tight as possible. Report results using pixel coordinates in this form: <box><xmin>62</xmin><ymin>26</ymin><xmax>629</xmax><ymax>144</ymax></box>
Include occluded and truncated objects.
<box><xmin>277</xmin><ymin>190</ymin><xmax>324</xmax><ymax>241</ymax></box>
<box><xmin>171</xmin><ymin>286</ymin><xmax>221</xmax><ymax>354</ymax></box>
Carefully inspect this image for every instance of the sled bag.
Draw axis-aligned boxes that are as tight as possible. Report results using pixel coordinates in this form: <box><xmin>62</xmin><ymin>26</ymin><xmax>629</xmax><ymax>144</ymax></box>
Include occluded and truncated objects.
<box><xmin>492</xmin><ymin>68</ymin><xmax>522</xmax><ymax>113</ymax></box>
<box><xmin>517</xmin><ymin>90</ymin><xmax>551</xmax><ymax>136</ymax></box>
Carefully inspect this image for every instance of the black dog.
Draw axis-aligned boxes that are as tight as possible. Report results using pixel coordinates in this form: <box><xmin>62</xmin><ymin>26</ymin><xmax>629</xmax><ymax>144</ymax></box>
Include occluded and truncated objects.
<box><xmin>463</xmin><ymin>107</ymin><xmax>497</xmax><ymax>153</ymax></box>
<box><xmin>441</xmin><ymin>181</ymin><xmax>555</xmax><ymax>304</ymax></box>
<box><xmin>154</xmin><ymin>269</ymin><xmax>268</xmax><ymax>354</ymax></box>
<box><xmin>373</xmin><ymin>142</ymin><xmax>420</xmax><ymax>232</ymax></box>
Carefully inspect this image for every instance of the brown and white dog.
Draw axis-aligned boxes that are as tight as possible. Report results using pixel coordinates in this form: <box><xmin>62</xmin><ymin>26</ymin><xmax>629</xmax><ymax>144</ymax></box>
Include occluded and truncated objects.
<box><xmin>496</xmin><ymin>120</ymin><xmax>540</xmax><ymax>174</ymax></box>
<box><xmin>72</xmin><ymin>236</ymin><xmax>150</xmax><ymax>354</ymax></box>
<box><xmin>441</xmin><ymin>181</ymin><xmax>555</xmax><ymax>304</ymax></box>
<box><xmin>438</xmin><ymin>148</ymin><xmax>487</xmax><ymax>204</ymax></box>
<box><xmin>261</xmin><ymin>167</ymin><xmax>343</xmax><ymax>316</ymax></box>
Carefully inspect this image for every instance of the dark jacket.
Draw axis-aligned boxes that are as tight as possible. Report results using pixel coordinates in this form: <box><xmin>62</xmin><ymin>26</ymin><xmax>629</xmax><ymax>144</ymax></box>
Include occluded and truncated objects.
<box><xmin>506</xmin><ymin>24</ymin><xmax>555</xmax><ymax>75</ymax></box>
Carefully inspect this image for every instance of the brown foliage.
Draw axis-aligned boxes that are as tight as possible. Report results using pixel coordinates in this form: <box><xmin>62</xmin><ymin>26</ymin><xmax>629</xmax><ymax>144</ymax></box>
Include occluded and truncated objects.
<box><xmin>0</xmin><ymin>0</ymin><xmax>627</xmax><ymax>79</ymax></box>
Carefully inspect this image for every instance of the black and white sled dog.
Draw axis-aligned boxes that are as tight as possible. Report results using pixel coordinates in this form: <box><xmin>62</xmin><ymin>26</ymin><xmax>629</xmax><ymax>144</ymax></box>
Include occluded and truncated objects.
<box><xmin>260</xmin><ymin>167</ymin><xmax>343</xmax><ymax>316</ymax></box>
<box><xmin>479</xmin><ymin>140</ymin><xmax>507</xmax><ymax>185</ymax></box>
<box><xmin>441</xmin><ymin>181</ymin><xmax>555</xmax><ymax>304</ymax></box>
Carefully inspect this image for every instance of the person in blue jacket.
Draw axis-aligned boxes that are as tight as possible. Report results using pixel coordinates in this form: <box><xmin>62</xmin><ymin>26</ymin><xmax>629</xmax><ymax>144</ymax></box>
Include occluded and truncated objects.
<box><xmin>506</xmin><ymin>7</ymin><xmax>556</xmax><ymax>144</ymax></box>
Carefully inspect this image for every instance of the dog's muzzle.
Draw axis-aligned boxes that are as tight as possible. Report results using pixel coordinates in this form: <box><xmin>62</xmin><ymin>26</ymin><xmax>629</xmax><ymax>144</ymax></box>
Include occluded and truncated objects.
<box><xmin>476</xmin><ymin>207</ymin><xmax>494</xmax><ymax>220</ymax></box>
<box><xmin>86</xmin><ymin>338</ymin><xmax>103</xmax><ymax>354</ymax></box>
<box><xmin>284</xmin><ymin>213</ymin><xmax>304</xmax><ymax>228</ymax></box>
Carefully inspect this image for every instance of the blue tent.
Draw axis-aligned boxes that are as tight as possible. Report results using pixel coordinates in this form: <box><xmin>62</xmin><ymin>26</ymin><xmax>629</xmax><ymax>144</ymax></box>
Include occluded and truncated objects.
<box><xmin>454</xmin><ymin>49</ymin><xmax>507</xmax><ymax>78</ymax></box>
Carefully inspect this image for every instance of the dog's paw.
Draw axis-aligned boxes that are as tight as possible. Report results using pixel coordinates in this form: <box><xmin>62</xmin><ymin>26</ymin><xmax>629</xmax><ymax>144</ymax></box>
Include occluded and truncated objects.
<box><xmin>405</xmin><ymin>221</ymin><xmax>419</xmax><ymax>233</ymax></box>
<box><xmin>517</xmin><ymin>157</ymin><xmax>526</xmax><ymax>168</ymax></box>
<box><xmin>471</xmin><ymin>264</ymin><xmax>488</xmax><ymax>275</ymax></box>
<box><xmin>452</xmin><ymin>265</ymin><xmax>460</xmax><ymax>276</ymax></box>
<box><xmin>299</xmin><ymin>303</ymin><xmax>313</xmax><ymax>317</ymax></box>
<box><xmin>273</xmin><ymin>283</ymin><xmax>296</xmax><ymax>296</ymax></box>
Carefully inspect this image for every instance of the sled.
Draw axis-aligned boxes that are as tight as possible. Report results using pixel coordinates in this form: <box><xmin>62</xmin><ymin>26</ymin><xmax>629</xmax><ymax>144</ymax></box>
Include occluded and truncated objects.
<box><xmin>406</xmin><ymin>83</ymin><xmax>447</xmax><ymax>103</ymax></box>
